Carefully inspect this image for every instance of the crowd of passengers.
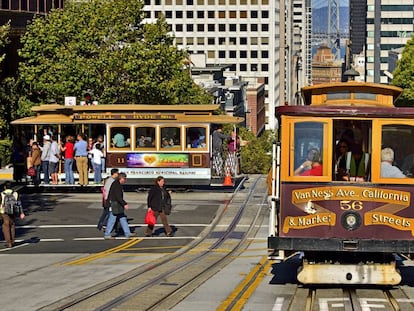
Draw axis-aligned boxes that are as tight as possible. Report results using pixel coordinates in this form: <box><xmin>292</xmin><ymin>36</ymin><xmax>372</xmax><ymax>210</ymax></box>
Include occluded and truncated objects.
<box><xmin>11</xmin><ymin>129</ymin><xmax>105</xmax><ymax>186</ymax></box>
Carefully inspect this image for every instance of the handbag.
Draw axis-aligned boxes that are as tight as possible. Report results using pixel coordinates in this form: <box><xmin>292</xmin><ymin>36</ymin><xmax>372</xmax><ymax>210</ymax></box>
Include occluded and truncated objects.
<box><xmin>145</xmin><ymin>209</ymin><xmax>156</xmax><ymax>226</ymax></box>
<box><xmin>110</xmin><ymin>200</ymin><xmax>124</xmax><ymax>215</ymax></box>
<box><xmin>27</xmin><ymin>167</ymin><xmax>36</xmax><ymax>177</ymax></box>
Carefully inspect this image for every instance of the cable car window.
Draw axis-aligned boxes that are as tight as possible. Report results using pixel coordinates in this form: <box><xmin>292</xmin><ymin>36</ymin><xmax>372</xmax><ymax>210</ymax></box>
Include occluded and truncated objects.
<box><xmin>354</xmin><ymin>92</ymin><xmax>376</xmax><ymax>101</ymax></box>
<box><xmin>160</xmin><ymin>127</ymin><xmax>181</xmax><ymax>149</ymax></box>
<box><xmin>293</xmin><ymin>122</ymin><xmax>324</xmax><ymax>176</ymax></box>
<box><xmin>186</xmin><ymin>127</ymin><xmax>207</xmax><ymax>149</ymax></box>
<box><xmin>327</xmin><ymin>91</ymin><xmax>350</xmax><ymax>100</ymax></box>
<box><xmin>382</xmin><ymin>124</ymin><xmax>414</xmax><ymax>178</ymax></box>
<box><xmin>135</xmin><ymin>126</ymin><xmax>156</xmax><ymax>149</ymax></box>
<box><xmin>110</xmin><ymin>127</ymin><xmax>131</xmax><ymax>149</ymax></box>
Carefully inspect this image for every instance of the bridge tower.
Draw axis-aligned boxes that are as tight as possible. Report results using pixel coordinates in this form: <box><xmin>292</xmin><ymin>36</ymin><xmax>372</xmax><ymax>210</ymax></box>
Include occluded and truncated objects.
<box><xmin>328</xmin><ymin>0</ymin><xmax>341</xmax><ymax>60</ymax></box>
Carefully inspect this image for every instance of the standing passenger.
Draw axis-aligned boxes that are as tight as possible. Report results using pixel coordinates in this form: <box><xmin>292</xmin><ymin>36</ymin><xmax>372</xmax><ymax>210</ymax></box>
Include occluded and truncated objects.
<box><xmin>145</xmin><ymin>176</ymin><xmax>174</xmax><ymax>237</ymax></box>
<box><xmin>89</xmin><ymin>144</ymin><xmax>103</xmax><ymax>184</ymax></box>
<box><xmin>30</xmin><ymin>142</ymin><xmax>42</xmax><ymax>186</ymax></box>
<box><xmin>60</xmin><ymin>135</ymin><xmax>75</xmax><ymax>184</ymax></box>
<box><xmin>48</xmin><ymin>135</ymin><xmax>60</xmax><ymax>185</ymax></box>
<box><xmin>41</xmin><ymin>135</ymin><xmax>51</xmax><ymax>184</ymax></box>
<box><xmin>74</xmin><ymin>133</ymin><xmax>89</xmax><ymax>186</ymax></box>
<box><xmin>212</xmin><ymin>125</ymin><xmax>230</xmax><ymax>176</ymax></box>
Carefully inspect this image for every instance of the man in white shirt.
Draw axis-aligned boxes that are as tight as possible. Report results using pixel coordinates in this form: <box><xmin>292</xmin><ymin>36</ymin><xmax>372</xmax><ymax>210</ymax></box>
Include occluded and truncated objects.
<box><xmin>381</xmin><ymin>148</ymin><xmax>406</xmax><ymax>178</ymax></box>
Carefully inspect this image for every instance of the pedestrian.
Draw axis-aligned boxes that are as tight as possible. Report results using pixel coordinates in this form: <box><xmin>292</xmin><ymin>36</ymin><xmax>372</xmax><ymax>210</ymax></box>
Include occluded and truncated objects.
<box><xmin>41</xmin><ymin>134</ymin><xmax>51</xmax><ymax>184</ymax></box>
<box><xmin>74</xmin><ymin>133</ymin><xmax>89</xmax><ymax>186</ymax></box>
<box><xmin>104</xmin><ymin>172</ymin><xmax>136</xmax><ymax>239</ymax></box>
<box><xmin>145</xmin><ymin>176</ymin><xmax>174</xmax><ymax>237</ymax></box>
<box><xmin>97</xmin><ymin>168</ymin><xmax>119</xmax><ymax>231</ymax></box>
<box><xmin>30</xmin><ymin>141</ymin><xmax>42</xmax><ymax>186</ymax></box>
<box><xmin>60</xmin><ymin>135</ymin><xmax>75</xmax><ymax>184</ymax></box>
<box><xmin>48</xmin><ymin>135</ymin><xmax>60</xmax><ymax>185</ymax></box>
<box><xmin>1</xmin><ymin>182</ymin><xmax>25</xmax><ymax>248</ymax></box>
<box><xmin>89</xmin><ymin>143</ymin><xmax>103</xmax><ymax>183</ymax></box>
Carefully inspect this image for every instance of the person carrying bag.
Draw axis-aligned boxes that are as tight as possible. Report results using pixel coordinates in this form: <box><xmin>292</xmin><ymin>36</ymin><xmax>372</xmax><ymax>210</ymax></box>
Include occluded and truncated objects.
<box><xmin>145</xmin><ymin>176</ymin><xmax>174</xmax><ymax>237</ymax></box>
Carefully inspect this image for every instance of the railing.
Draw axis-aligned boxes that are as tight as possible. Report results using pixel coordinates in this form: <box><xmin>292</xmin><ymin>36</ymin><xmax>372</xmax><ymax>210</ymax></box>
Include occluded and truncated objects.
<box><xmin>0</xmin><ymin>0</ymin><xmax>64</xmax><ymax>14</ymax></box>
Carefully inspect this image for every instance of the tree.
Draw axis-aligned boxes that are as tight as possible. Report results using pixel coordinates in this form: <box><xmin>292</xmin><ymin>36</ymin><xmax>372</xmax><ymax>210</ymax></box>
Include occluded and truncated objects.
<box><xmin>391</xmin><ymin>36</ymin><xmax>414</xmax><ymax>107</ymax></box>
<box><xmin>18</xmin><ymin>0</ymin><xmax>211</xmax><ymax>108</ymax></box>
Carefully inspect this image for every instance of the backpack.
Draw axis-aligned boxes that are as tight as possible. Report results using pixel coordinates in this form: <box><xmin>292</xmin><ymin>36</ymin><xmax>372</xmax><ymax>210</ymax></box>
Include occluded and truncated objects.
<box><xmin>3</xmin><ymin>191</ymin><xmax>19</xmax><ymax>215</ymax></box>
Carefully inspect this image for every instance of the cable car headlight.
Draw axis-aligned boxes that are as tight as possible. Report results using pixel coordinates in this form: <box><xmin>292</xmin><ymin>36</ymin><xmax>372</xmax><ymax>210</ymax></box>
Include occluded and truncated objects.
<box><xmin>341</xmin><ymin>211</ymin><xmax>361</xmax><ymax>231</ymax></box>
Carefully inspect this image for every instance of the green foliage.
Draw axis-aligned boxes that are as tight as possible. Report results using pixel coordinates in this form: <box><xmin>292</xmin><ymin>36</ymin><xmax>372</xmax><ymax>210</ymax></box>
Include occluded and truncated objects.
<box><xmin>0</xmin><ymin>139</ymin><xmax>12</xmax><ymax>167</ymax></box>
<box><xmin>18</xmin><ymin>0</ymin><xmax>211</xmax><ymax>108</ymax></box>
<box><xmin>0</xmin><ymin>21</ymin><xmax>10</xmax><ymax>66</ymax></box>
<box><xmin>391</xmin><ymin>36</ymin><xmax>414</xmax><ymax>106</ymax></box>
<box><xmin>238</xmin><ymin>129</ymin><xmax>277</xmax><ymax>174</ymax></box>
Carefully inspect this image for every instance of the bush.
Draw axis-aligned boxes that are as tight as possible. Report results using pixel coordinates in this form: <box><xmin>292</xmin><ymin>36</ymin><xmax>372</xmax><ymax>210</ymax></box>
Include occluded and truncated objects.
<box><xmin>239</xmin><ymin>129</ymin><xmax>276</xmax><ymax>174</ymax></box>
<box><xmin>0</xmin><ymin>139</ymin><xmax>11</xmax><ymax>168</ymax></box>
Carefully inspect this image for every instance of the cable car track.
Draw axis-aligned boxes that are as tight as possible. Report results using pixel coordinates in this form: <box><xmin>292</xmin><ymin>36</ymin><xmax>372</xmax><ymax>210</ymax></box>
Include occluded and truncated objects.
<box><xmin>39</xmin><ymin>175</ymin><xmax>271</xmax><ymax>311</ymax></box>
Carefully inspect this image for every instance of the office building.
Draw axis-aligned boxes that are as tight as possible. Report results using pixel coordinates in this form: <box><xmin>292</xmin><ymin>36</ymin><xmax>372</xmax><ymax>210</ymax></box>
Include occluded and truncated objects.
<box><xmin>143</xmin><ymin>0</ymin><xmax>281</xmax><ymax>130</ymax></box>
<box><xmin>366</xmin><ymin>1</ymin><xmax>414</xmax><ymax>83</ymax></box>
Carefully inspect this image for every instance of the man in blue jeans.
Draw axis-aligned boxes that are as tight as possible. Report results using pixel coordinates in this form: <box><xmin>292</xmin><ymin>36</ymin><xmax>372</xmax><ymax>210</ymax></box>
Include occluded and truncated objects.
<box><xmin>104</xmin><ymin>172</ymin><xmax>136</xmax><ymax>239</ymax></box>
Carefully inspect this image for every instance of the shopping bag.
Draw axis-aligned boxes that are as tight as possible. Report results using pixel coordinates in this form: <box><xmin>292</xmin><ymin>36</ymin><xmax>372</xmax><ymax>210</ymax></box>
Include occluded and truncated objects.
<box><xmin>27</xmin><ymin>167</ymin><xmax>36</xmax><ymax>177</ymax></box>
<box><xmin>145</xmin><ymin>209</ymin><xmax>156</xmax><ymax>226</ymax></box>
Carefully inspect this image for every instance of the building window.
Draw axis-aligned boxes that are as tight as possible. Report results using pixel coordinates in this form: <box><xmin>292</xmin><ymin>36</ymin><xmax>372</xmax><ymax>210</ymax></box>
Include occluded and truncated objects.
<box><xmin>208</xmin><ymin>51</ymin><xmax>215</xmax><ymax>58</ymax></box>
<box><xmin>219</xmin><ymin>37</ymin><xmax>226</xmax><ymax>45</ymax></box>
<box><xmin>197</xmin><ymin>11</ymin><xmax>205</xmax><ymax>18</ymax></box>
<box><xmin>251</xmin><ymin>0</ymin><xmax>258</xmax><ymax>4</ymax></box>
<box><xmin>261</xmin><ymin>64</ymin><xmax>268</xmax><ymax>71</ymax></box>
<box><xmin>219</xmin><ymin>24</ymin><xmax>226</xmax><ymax>31</ymax></box>
<box><xmin>165</xmin><ymin>0</ymin><xmax>172</xmax><ymax>4</ymax></box>
<box><xmin>251</xmin><ymin>24</ymin><xmax>258</xmax><ymax>31</ymax></box>
<box><xmin>251</xmin><ymin>51</ymin><xmax>258</xmax><ymax>58</ymax></box>
<box><xmin>208</xmin><ymin>10</ymin><xmax>215</xmax><ymax>18</ymax></box>
<box><xmin>229</xmin><ymin>24</ymin><xmax>236</xmax><ymax>32</ymax></box>
<box><xmin>208</xmin><ymin>37</ymin><xmax>215</xmax><ymax>44</ymax></box>
<box><xmin>219</xmin><ymin>0</ymin><xmax>225</xmax><ymax>4</ymax></box>
<box><xmin>187</xmin><ymin>38</ymin><xmax>194</xmax><ymax>44</ymax></box>
<box><xmin>229</xmin><ymin>37</ymin><xmax>237</xmax><ymax>45</ymax></box>
<box><xmin>197</xmin><ymin>37</ymin><xmax>204</xmax><ymax>45</ymax></box>
<box><xmin>240</xmin><ymin>11</ymin><xmax>248</xmax><ymax>18</ymax></box>
<box><xmin>229</xmin><ymin>0</ymin><xmax>236</xmax><ymax>4</ymax></box>
<box><xmin>176</xmin><ymin>38</ymin><xmax>183</xmax><ymax>44</ymax></box>
<box><xmin>187</xmin><ymin>0</ymin><xmax>193</xmax><ymax>4</ymax></box>
<box><xmin>187</xmin><ymin>24</ymin><xmax>194</xmax><ymax>31</ymax></box>
<box><xmin>240</xmin><ymin>64</ymin><xmax>247</xmax><ymax>71</ymax></box>
<box><xmin>165</xmin><ymin>11</ymin><xmax>173</xmax><ymax>18</ymax></box>
<box><xmin>261</xmin><ymin>37</ymin><xmax>269</xmax><ymax>45</ymax></box>
<box><xmin>143</xmin><ymin>11</ymin><xmax>151</xmax><ymax>18</ymax></box>
<box><xmin>240</xmin><ymin>0</ymin><xmax>247</xmax><ymax>3</ymax></box>
<box><xmin>230</xmin><ymin>51</ymin><xmax>237</xmax><ymax>58</ymax></box>
<box><xmin>261</xmin><ymin>50</ymin><xmax>268</xmax><ymax>58</ymax></box>
<box><xmin>261</xmin><ymin>24</ymin><xmax>269</xmax><ymax>31</ymax></box>
<box><xmin>240</xmin><ymin>50</ymin><xmax>247</xmax><ymax>58</ymax></box>
<box><xmin>251</xmin><ymin>64</ymin><xmax>258</xmax><ymax>71</ymax></box>
<box><xmin>197</xmin><ymin>24</ymin><xmax>205</xmax><ymax>31</ymax></box>
<box><xmin>187</xmin><ymin>11</ymin><xmax>194</xmax><ymax>18</ymax></box>
<box><xmin>144</xmin><ymin>0</ymin><xmax>151</xmax><ymax>4</ymax></box>
<box><xmin>219</xmin><ymin>51</ymin><xmax>226</xmax><ymax>58</ymax></box>
<box><xmin>230</xmin><ymin>11</ymin><xmax>237</xmax><ymax>18</ymax></box>
<box><xmin>261</xmin><ymin>0</ymin><xmax>269</xmax><ymax>4</ymax></box>
<box><xmin>367</xmin><ymin>44</ymin><xmax>374</xmax><ymax>50</ymax></box>
<box><xmin>219</xmin><ymin>11</ymin><xmax>226</xmax><ymax>18</ymax></box>
<box><xmin>251</xmin><ymin>37</ymin><xmax>258</xmax><ymax>44</ymax></box>
<box><xmin>176</xmin><ymin>11</ymin><xmax>183</xmax><ymax>18</ymax></box>
<box><xmin>240</xmin><ymin>24</ymin><xmax>247</xmax><ymax>31</ymax></box>
<box><xmin>240</xmin><ymin>37</ymin><xmax>247</xmax><ymax>45</ymax></box>
<box><xmin>175</xmin><ymin>24</ymin><xmax>183</xmax><ymax>31</ymax></box>
<box><xmin>261</xmin><ymin>10</ymin><xmax>269</xmax><ymax>18</ymax></box>
<box><xmin>208</xmin><ymin>24</ymin><xmax>215</xmax><ymax>31</ymax></box>
<box><xmin>176</xmin><ymin>0</ymin><xmax>183</xmax><ymax>4</ymax></box>
<box><xmin>155</xmin><ymin>0</ymin><xmax>161</xmax><ymax>4</ymax></box>
<box><xmin>197</xmin><ymin>0</ymin><xmax>204</xmax><ymax>4</ymax></box>
<box><xmin>251</xmin><ymin>11</ymin><xmax>258</xmax><ymax>18</ymax></box>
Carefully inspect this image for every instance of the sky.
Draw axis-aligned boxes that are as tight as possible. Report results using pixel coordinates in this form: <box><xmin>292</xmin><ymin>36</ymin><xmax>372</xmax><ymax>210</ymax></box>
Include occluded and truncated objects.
<box><xmin>313</xmin><ymin>0</ymin><xmax>349</xmax><ymax>8</ymax></box>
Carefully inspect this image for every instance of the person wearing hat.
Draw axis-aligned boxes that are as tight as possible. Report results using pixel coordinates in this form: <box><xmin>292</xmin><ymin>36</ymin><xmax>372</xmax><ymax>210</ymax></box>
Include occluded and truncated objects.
<box><xmin>41</xmin><ymin>134</ymin><xmax>51</xmax><ymax>184</ymax></box>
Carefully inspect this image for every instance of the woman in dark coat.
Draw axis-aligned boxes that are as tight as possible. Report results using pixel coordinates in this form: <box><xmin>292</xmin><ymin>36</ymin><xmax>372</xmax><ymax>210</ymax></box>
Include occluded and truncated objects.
<box><xmin>145</xmin><ymin>176</ymin><xmax>173</xmax><ymax>237</ymax></box>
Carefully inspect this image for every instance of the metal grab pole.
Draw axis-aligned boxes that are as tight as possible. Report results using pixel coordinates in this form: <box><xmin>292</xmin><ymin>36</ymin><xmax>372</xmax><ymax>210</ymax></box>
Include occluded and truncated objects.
<box><xmin>269</xmin><ymin>142</ymin><xmax>276</xmax><ymax>237</ymax></box>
